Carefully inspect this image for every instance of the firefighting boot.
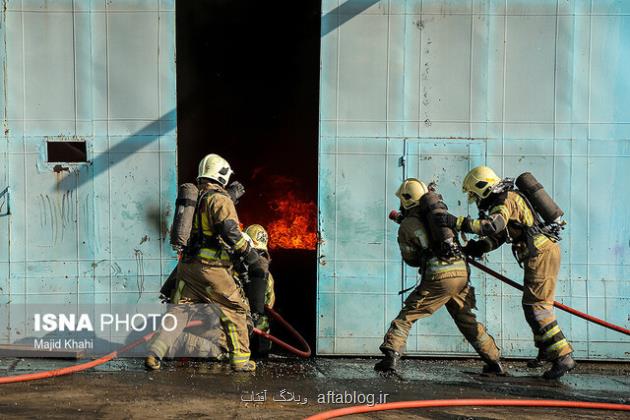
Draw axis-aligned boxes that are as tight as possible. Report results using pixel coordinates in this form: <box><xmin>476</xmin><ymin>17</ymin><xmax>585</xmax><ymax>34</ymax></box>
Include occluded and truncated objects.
<box><xmin>527</xmin><ymin>348</ymin><xmax>548</xmax><ymax>368</ymax></box>
<box><xmin>145</xmin><ymin>354</ymin><xmax>161</xmax><ymax>370</ymax></box>
<box><xmin>232</xmin><ymin>360</ymin><xmax>257</xmax><ymax>373</ymax></box>
<box><xmin>482</xmin><ymin>360</ymin><xmax>507</xmax><ymax>376</ymax></box>
<box><xmin>543</xmin><ymin>353</ymin><xmax>577</xmax><ymax>380</ymax></box>
<box><xmin>374</xmin><ymin>350</ymin><xmax>401</xmax><ymax>372</ymax></box>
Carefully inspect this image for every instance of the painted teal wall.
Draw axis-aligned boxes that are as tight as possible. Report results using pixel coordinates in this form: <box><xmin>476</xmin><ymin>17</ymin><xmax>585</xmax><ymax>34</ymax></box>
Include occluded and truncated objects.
<box><xmin>318</xmin><ymin>0</ymin><xmax>630</xmax><ymax>359</ymax></box>
<box><xmin>0</xmin><ymin>0</ymin><xmax>177</xmax><ymax>345</ymax></box>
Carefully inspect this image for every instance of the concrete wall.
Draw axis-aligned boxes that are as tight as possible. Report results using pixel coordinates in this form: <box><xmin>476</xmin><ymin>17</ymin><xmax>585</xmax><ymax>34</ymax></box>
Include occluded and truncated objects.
<box><xmin>318</xmin><ymin>0</ymin><xmax>630</xmax><ymax>359</ymax></box>
<box><xmin>0</xmin><ymin>0</ymin><xmax>177</xmax><ymax>345</ymax></box>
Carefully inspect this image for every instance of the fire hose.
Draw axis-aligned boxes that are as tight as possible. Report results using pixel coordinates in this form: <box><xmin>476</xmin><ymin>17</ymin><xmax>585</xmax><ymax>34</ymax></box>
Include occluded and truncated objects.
<box><xmin>303</xmin><ymin>215</ymin><xmax>630</xmax><ymax>418</ymax></box>
<box><xmin>258</xmin><ymin>305</ymin><xmax>312</xmax><ymax>358</ymax></box>
<box><xmin>309</xmin><ymin>256</ymin><xmax>630</xmax><ymax>417</ymax></box>
<box><xmin>388</xmin><ymin>210</ymin><xmax>629</xmax><ymax>336</ymax></box>
<box><xmin>304</xmin><ymin>399</ymin><xmax>630</xmax><ymax>419</ymax></box>
<box><xmin>0</xmin><ymin>306</ymin><xmax>310</xmax><ymax>385</ymax></box>
<box><xmin>0</xmin><ymin>320</ymin><xmax>200</xmax><ymax>385</ymax></box>
<box><xmin>467</xmin><ymin>258</ymin><xmax>630</xmax><ymax>336</ymax></box>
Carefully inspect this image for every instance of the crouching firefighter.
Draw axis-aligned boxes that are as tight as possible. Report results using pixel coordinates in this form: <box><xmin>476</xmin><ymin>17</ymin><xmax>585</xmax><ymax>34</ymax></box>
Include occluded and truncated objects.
<box><xmin>243</xmin><ymin>224</ymin><xmax>276</xmax><ymax>355</ymax></box>
<box><xmin>375</xmin><ymin>178</ymin><xmax>504</xmax><ymax>375</ymax></box>
<box><xmin>163</xmin><ymin>225</ymin><xmax>277</xmax><ymax>361</ymax></box>
<box><xmin>146</xmin><ymin>153</ymin><xmax>264</xmax><ymax>372</ymax></box>
<box><xmin>436</xmin><ymin>166</ymin><xmax>575</xmax><ymax>379</ymax></box>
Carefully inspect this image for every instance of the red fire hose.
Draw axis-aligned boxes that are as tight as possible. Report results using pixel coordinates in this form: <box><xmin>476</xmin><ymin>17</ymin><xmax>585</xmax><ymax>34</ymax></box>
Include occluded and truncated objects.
<box><xmin>467</xmin><ymin>258</ymin><xmax>630</xmax><ymax>336</ymax></box>
<box><xmin>305</xmin><ymin>399</ymin><xmax>630</xmax><ymax>419</ymax></box>
<box><xmin>255</xmin><ymin>305</ymin><xmax>312</xmax><ymax>358</ymax></box>
<box><xmin>388</xmin><ymin>211</ymin><xmax>630</xmax><ymax>336</ymax></box>
<box><xmin>0</xmin><ymin>306</ymin><xmax>310</xmax><ymax>385</ymax></box>
<box><xmin>0</xmin><ymin>320</ymin><xmax>203</xmax><ymax>384</ymax></box>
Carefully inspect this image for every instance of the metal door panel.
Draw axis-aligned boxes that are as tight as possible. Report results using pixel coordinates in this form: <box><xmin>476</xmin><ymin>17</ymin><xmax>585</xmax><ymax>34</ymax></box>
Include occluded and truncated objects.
<box><xmin>318</xmin><ymin>0</ymin><xmax>630</xmax><ymax>358</ymax></box>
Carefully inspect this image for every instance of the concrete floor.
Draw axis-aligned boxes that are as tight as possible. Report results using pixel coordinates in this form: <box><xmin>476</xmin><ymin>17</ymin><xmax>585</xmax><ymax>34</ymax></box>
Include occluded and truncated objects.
<box><xmin>0</xmin><ymin>356</ymin><xmax>628</xmax><ymax>419</ymax></box>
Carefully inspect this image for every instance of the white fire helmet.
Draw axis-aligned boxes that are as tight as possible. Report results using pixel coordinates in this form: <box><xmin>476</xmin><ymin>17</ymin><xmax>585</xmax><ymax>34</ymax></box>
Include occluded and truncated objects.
<box><xmin>197</xmin><ymin>153</ymin><xmax>233</xmax><ymax>187</ymax></box>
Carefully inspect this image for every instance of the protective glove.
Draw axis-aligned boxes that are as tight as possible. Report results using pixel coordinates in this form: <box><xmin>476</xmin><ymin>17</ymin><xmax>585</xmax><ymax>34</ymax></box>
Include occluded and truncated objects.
<box><xmin>226</xmin><ymin>181</ymin><xmax>246</xmax><ymax>204</ymax></box>
<box><xmin>463</xmin><ymin>240</ymin><xmax>485</xmax><ymax>259</ymax></box>
<box><xmin>246</xmin><ymin>312</ymin><xmax>254</xmax><ymax>336</ymax></box>
<box><xmin>252</xmin><ymin>313</ymin><xmax>270</xmax><ymax>332</ymax></box>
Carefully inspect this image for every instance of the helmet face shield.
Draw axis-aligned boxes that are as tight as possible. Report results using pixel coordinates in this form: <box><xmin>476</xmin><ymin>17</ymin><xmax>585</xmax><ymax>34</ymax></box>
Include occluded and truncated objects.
<box><xmin>467</xmin><ymin>191</ymin><xmax>478</xmax><ymax>204</ymax></box>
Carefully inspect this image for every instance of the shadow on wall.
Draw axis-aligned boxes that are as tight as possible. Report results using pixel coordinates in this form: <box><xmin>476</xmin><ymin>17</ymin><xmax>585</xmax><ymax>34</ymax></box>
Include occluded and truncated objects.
<box><xmin>321</xmin><ymin>0</ymin><xmax>381</xmax><ymax>37</ymax></box>
<box><xmin>64</xmin><ymin>108</ymin><xmax>177</xmax><ymax>192</ymax></box>
<box><xmin>64</xmin><ymin>0</ymin><xmax>374</xmax><ymax>191</ymax></box>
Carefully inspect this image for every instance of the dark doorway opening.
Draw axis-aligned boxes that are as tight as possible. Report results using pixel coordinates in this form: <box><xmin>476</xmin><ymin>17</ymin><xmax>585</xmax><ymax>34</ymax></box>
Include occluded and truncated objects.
<box><xmin>176</xmin><ymin>0</ymin><xmax>321</xmax><ymax>353</ymax></box>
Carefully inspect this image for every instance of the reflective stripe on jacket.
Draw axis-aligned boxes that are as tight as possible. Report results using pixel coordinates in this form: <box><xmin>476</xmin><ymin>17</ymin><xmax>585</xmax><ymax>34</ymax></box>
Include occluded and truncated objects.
<box><xmin>470</xmin><ymin>191</ymin><xmax>551</xmax><ymax>256</ymax></box>
<box><xmin>194</xmin><ymin>184</ymin><xmax>240</xmax><ymax>265</ymax></box>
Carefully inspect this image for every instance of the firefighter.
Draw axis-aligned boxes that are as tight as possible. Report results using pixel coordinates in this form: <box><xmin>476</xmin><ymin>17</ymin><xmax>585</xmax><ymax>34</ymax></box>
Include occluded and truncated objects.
<box><xmin>437</xmin><ymin>166</ymin><xmax>576</xmax><ymax>379</ymax></box>
<box><xmin>146</xmin><ymin>153</ymin><xmax>263</xmax><ymax>372</ymax></box>
<box><xmin>162</xmin><ymin>226</ymin><xmax>277</xmax><ymax>360</ymax></box>
<box><xmin>244</xmin><ymin>224</ymin><xmax>276</xmax><ymax>354</ymax></box>
<box><xmin>375</xmin><ymin>178</ymin><xmax>504</xmax><ymax>375</ymax></box>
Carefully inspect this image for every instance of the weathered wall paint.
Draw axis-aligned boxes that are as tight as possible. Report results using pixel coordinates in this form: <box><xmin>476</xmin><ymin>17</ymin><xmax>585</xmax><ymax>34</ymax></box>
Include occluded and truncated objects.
<box><xmin>318</xmin><ymin>0</ymin><xmax>630</xmax><ymax>359</ymax></box>
<box><xmin>0</xmin><ymin>0</ymin><xmax>177</xmax><ymax>345</ymax></box>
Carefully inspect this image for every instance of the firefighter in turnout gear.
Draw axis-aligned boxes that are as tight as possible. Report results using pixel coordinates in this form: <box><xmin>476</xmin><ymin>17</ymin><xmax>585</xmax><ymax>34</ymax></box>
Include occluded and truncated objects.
<box><xmin>375</xmin><ymin>178</ymin><xmax>504</xmax><ymax>375</ymax></box>
<box><xmin>244</xmin><ymin>224</ymin><xmax>276</xmax><ymax>354</ymax></box>
<box><xmin>160</xmin><ymin>226</ymin><xmax>277</xmax><ymax>361</ymax></box>
<box><xmin>146</xmin><ymin>154</ymin><xmax>263</xmax><ymax>372</ymax></box>
<box><xmin>437</xmin><ymin>166</ymin><xmax>576</xmax><ymax>379</ymax></box>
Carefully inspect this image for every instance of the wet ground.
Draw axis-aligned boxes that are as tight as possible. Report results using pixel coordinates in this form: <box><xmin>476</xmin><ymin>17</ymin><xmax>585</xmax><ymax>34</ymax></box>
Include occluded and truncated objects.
<box><xmin>0</xmin><ymin>356</ymin><xmax>628</xmax><ymax>419</ymax></box>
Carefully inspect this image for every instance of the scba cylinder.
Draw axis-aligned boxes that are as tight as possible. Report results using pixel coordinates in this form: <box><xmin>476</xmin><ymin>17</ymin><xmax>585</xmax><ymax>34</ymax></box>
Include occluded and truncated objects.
<box><xmin>170</xmin><ymin>183</ymin><xmax>199</xmax><ymax>250</ymax></box>
<box><xmin>515</xmin><ymin>172</ymin><xmax>564</xmax><ymax>223</ymax></box>
<box><xmin>419</xmin><ymin>191</ymin><xmax>456</xmax><ymax>249</ymax></box>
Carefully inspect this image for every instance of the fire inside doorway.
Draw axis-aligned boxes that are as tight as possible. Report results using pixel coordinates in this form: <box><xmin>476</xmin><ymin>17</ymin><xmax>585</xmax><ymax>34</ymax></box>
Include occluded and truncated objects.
<box><xmin>175</xmin><ymin>0</ymin><xmax>321</xmax><ymax>351</ymax></box>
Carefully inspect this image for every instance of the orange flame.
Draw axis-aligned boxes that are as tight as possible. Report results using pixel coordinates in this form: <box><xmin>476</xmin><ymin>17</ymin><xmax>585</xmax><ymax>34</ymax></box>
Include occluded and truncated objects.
<box><xmin>267</xmin><ymin>191</ymin><xmax>317</xmax><ymax>250</ymax></box>
<box><xmin>239</xmin><ymin>173</ymin><xmax>317</xmax><ymax>251</ymax></box>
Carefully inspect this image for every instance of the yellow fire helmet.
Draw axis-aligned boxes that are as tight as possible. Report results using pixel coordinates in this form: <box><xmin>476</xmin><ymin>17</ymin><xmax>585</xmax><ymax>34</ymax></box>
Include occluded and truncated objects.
<box><xmin>197</xmin><ymin>153</ymin><xmax>233</xmax><ymax>187</ymax></box>
<box><xmin>245</xmin><ymin>224</ymin><xmax>269</xmax><ymax>251</ymax></box>
<box><xmin>395</xmin><ymin>178</ymin><xmax>428</xmax><ymax>210</ymax></box>
<box><xmin>462</xmin><ymin>166</ymin><xmax>501</xmax><ymax>203</ymax></box>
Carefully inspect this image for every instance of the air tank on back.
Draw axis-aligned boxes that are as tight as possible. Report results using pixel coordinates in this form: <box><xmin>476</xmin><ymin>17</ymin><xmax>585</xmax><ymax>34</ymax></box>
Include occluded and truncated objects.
<box><xmin>419</xmin><ymin>191</ymin><xmax>458</xmax><ymax>257</ymax></box>
<box><xmin>170</xmin><ymin>183</ymin><xmax>199</xmax><ymax>252</ymax></box>
<box><xmin>515</xmin><ymin>172</ymin><xmax>564</xmax><ymax>224</ymax></box>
